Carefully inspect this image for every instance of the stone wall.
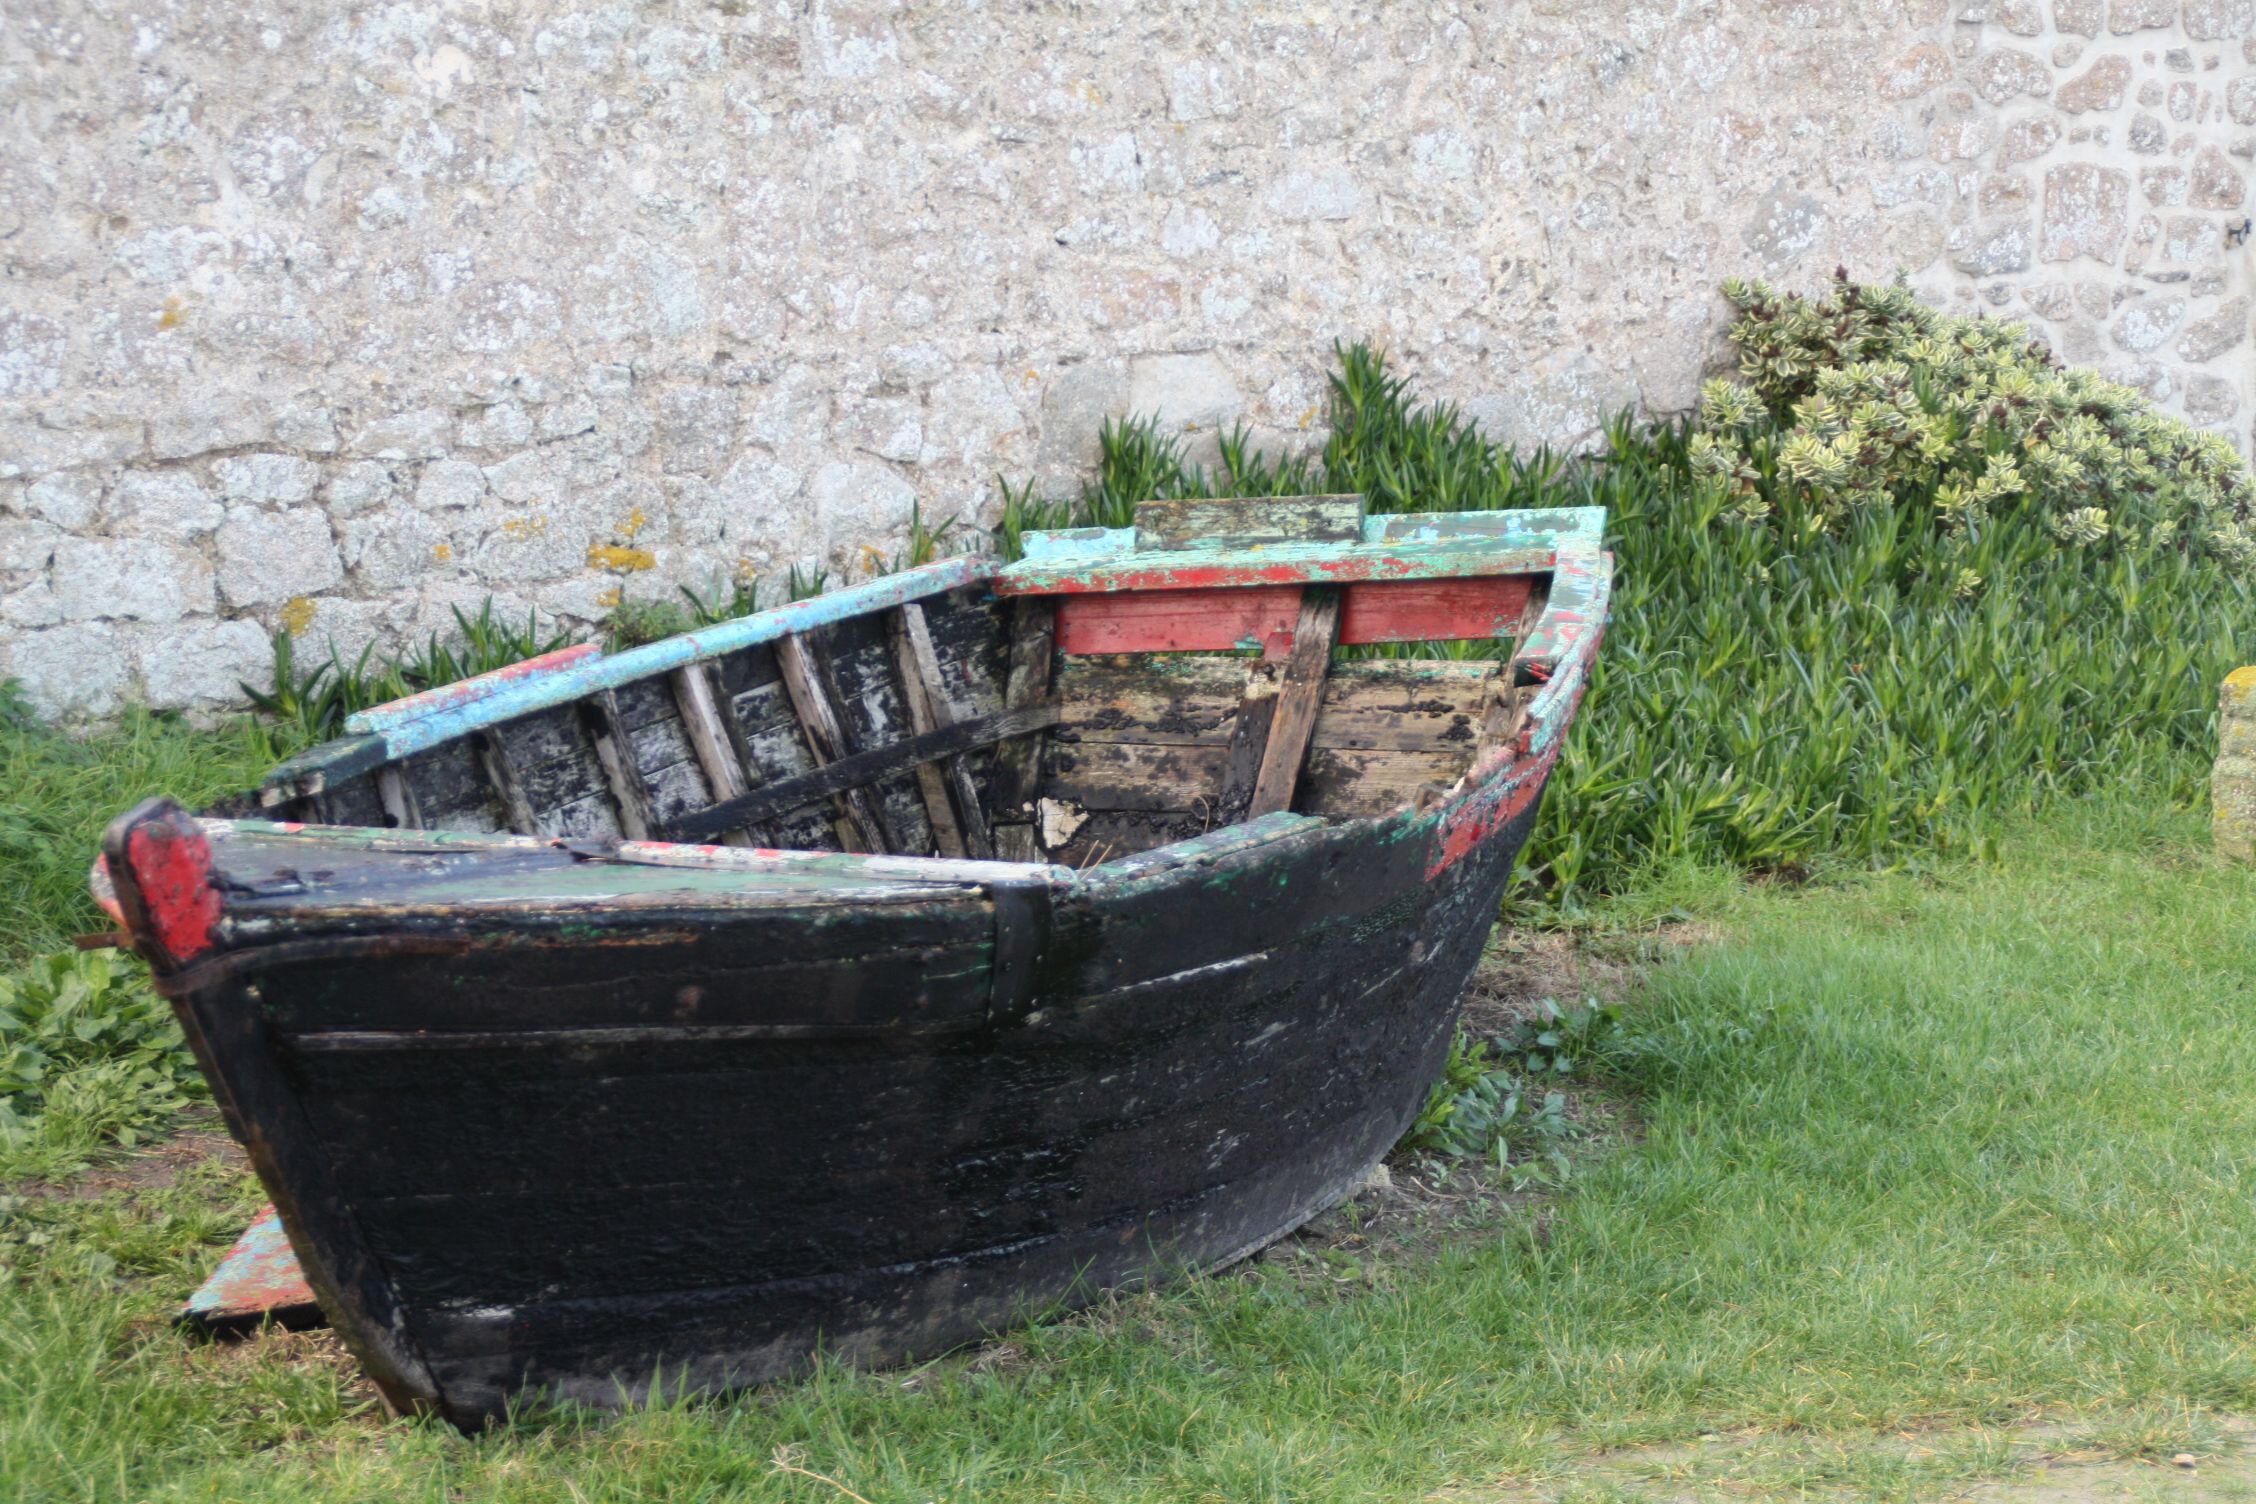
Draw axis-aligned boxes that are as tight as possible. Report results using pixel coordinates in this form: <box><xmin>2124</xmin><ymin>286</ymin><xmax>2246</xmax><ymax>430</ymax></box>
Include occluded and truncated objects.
<box><xmin>1904</xmin><ymin>1</ymin><xmax>2254</xmax><ymax>431</ymax></box>
<box><xmin>1</xmin><ymin>2</ymin><xmax>2249</xmax><ymax>720</ymax></box>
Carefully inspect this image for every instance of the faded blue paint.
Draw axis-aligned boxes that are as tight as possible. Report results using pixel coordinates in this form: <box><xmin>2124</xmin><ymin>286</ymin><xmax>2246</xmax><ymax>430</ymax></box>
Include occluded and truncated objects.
<box><xmin>347</xmin><ymin>643</ymin><xmax>607</xmax><ymax>735</ymax></box>
<box><xmin>1013</xmin><ymin>506</ymin><xmax>1604</xmax><ymax>574</ymax></box>
<box><xmin>1520</xmin><ymin>547</ymin><xmax>1612</xmax><ymax>757</ymax></box>
<box><xmin>365</xmin><ymin>557</ymin><xmax>992</xmax><ymax>761</ymax></box>
<box><xmin>183</xmin><ymin>1204</ymin><xmax>316</xmax><ymax>1324</ymax></box>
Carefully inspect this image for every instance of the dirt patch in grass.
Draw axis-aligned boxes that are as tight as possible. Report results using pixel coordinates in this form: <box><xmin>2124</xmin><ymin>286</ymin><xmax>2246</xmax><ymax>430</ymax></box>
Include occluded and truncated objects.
<box><xmin>14</xmin><ymin>1107</ymin><xmax>245</xmax><ymax>1203</ymax></box>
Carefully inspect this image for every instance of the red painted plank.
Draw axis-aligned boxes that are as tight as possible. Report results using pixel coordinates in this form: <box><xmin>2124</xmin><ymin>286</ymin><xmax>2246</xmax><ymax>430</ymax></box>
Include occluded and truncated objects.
<box><xmin>1338</xmin><ymin>577</ymin><xmax>1533</xmax><ymax>645</ymax></box>
<box><xmin>120</xmin><ymin>806</ymin><xmax>221</xmax><ymax>967</ymax></box>
<box><xmin>1052</xmin><ymin>577</ymin><xmax>1534</xmax><ymax>655</ymax></box>
<box><xmin>1054</xmin><ymin>587</ymin><xmax>1301</xmax><ymax>655</ymax></box>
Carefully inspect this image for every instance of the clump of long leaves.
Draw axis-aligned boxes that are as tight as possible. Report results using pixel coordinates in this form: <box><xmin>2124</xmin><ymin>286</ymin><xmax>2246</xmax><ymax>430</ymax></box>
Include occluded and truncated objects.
<box><xmin>1002</xmin><ymin>307</ymin><xmax>2256</xmax><ymax>903</ymax></box>
<box><xmin>245</xmin><ymin>601</ymin><xmax>579</xmax><ymax>744</ymax></box>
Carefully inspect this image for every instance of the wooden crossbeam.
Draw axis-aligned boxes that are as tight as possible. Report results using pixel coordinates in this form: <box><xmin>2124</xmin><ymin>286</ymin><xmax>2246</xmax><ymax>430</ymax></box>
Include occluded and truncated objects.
<box><xmin>664</xmin><ymin>700</ymin><xmax>1062</xmax><ymax>845</ymax></box>
<box><xmin>669</xmin><ymin>663</ymin><xmax>759</xmax><ymax>848</ymax></box>
<box><xmin>582</xmin><ymin>689</ymin><xmax>657</xmax><ymax>841</ymax></box>
<box><xmin>1214</xmin><ymin>649</ymin><xmax>1286</xmax><ymax>827</ymax></box>
<box><xmin>1248</xmin><ymin>587</ymin><xmax>1344</xmax><ymax>818</ymax></box>
<box><xmin>775</xmin><ymin>631</ymin><xmax>894</xmax><ymax>854</ymax></box>
<box><xmin>989</xmin><ymin>598</ymin><xmax>1057</xmax><ymax>862</ymax></box>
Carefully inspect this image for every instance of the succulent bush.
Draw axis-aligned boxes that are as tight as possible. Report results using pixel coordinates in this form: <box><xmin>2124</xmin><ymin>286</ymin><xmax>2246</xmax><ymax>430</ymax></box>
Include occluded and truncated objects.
<box><xmin>1693</xmin><ymin>273</ymin><xmax>2255</xmax><ymax>570</ymax></box>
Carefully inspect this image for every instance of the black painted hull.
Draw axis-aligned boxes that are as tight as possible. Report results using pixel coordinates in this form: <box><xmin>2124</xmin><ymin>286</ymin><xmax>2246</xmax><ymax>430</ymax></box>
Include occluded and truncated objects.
<box><xmin>163</xmin><ymin>789</ymin><xmax>1546</xmax><ymax>1426</ymax></box>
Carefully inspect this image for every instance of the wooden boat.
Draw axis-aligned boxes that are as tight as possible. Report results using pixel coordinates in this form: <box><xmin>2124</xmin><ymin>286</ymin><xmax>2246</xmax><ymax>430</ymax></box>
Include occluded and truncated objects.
<box><xmin>97</xmin><ymin>494</ymin><xmax>1609</xmax><ymax>1428</ymax></box>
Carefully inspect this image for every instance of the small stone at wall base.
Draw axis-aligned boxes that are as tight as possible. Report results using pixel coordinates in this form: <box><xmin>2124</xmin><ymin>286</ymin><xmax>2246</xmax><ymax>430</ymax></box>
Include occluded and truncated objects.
<box><xmin>2216</xmin><ymin>667</ymin><xmax>2256</xmax><ymax>863</ymax></box>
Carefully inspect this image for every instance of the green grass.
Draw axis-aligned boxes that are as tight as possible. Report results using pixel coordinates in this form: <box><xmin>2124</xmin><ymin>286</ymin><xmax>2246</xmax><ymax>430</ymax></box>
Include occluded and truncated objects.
<box><xmin>6</xmin><ymin>797</ymin><xmax>2255</xmax><ymax>1500</ymax></box>
<box><xmin>0</xmin><ymin>712</ymin><xmax>287</xmax><ymax>965</ymax></box>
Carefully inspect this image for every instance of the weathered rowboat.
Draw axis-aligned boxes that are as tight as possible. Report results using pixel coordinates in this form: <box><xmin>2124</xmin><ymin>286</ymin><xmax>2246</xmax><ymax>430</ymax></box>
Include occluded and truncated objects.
<box><xmin>98</xmin><ymin>494</ymin><xmax>1609</xmax><ymax>1427</ymax></box>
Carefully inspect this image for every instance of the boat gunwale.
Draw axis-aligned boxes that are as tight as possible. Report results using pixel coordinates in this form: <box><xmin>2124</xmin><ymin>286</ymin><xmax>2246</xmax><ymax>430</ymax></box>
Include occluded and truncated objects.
<box><xmin>93</xmin><ymin>540</ymin><xmax>1611</xmax><ymax>923</ymax></box>
<box><xmin>269</xmin><ymin>503</ymin><xmax>1601</xmax><ymax>796</ymax></box>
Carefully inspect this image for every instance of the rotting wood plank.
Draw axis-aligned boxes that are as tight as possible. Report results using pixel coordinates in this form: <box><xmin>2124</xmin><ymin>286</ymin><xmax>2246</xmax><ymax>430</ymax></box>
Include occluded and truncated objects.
<box><xmin>1249</xmin><ymin>587</ymin><xmax>1343</xmax><ymax>818</ymax></box>
<box><xmin>816</xmin><ymin>615</ymin><xmax>935</xmax><ymax>858</ymax></box>
<box><xmin>1214</xmin><ymin>647</ymin><xmax>1286</xmax><ymax>827</ymax></box>
<box><xmin>990</xmin><ymin>598</ymin><xmax>1056</xmax><ymax>862</ymax></box>
<box><xmin>1131</xmin><ymin>494</ymin><xmax>1365</xmax><ymax>553</ymax></box>
<box><xmin>374</xmin><ymin>766</ymin><xmax>422</xmax><ymax>831</ymax></box>
<box><xmin>885</xmin><ymin>609</ymin><xmax>967</xmax><ymax>858</ymax></box>
<box><xmin>1049</xmin><ymin>655</ymin><xmax>1243</xmax><ymax>747</ymax></box>
<box><xmin>669</xmin><ymin>664</ymin><xmax>758</xmax><ymax>848</ymax></box>
<box><xmin>895</xmin><ymin>604</ymin><xmax>999</xmax><ymax>859</ymax></box>
<box><xmin>581</xmin><ymin>690</ymin><xmax>658</xmax><ymax>841</ymax></box>
<box><xmin>776</xmin><ymin>632</ymin><xmax>890</xmax><ymax>854</ymax></box>
<box><xmin>1044</xmin><ymin>740</ymin><xmax>1228</xmax><ymax>812</ymax></box>
<box><xmin>472</xmin><ymin>730</ymin><xmax>539</xmax><ymax>835</ymax></box>
<box><xmin>1308</xmin><ymin>660</ymin><xmax>1502</xmax><ymax>751</ymax></box>
<box><xmin>665</xmin><ymin>701</ymin><xmax>1061</xmax><ymax>845</ymax></box>
<box><xmin>1299</xmin><ymin>746</ymin><xmax>1470</xmax><ymax>819</ymax></box>
<box><xmin>399</xmin><ymin>744</ymin><xmax>504</xmax><ymax>833</ymax></box>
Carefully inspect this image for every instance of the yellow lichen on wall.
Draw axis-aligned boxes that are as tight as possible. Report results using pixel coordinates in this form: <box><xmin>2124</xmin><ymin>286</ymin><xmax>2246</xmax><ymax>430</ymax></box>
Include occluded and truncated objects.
<box><xmin>587</xmin><ymin>543</ymin><xmax>656</xmax><ymax>571</ymax></box>
<box><xmin>278</xmin><ymin>596</ymin><xmax>317</xmax><ymax>635</ymax></box>
<box><xmin>2215</xmin><ymin>667</ymin><xmax>2256</xmax><ymax>863</ymax></box>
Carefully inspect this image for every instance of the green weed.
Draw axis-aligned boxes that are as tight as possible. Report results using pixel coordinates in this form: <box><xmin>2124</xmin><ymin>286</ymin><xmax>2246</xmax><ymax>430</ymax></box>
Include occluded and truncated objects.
<box><xmin>0</xmin><ymin>951</ymin><xmax>203</xmax><ymax>1178</ymax></box>
<box><xmin>0</xmin><ymin>711</ymin><xmax>282</xmax><ymax>964</ymax></box>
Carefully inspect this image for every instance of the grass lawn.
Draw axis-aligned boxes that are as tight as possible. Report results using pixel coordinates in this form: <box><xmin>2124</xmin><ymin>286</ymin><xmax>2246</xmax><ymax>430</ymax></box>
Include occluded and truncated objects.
<box><xmin>5</xmin><ymin>797</ymin><xmax>2254</xmax><ymax>1502</ymax></box>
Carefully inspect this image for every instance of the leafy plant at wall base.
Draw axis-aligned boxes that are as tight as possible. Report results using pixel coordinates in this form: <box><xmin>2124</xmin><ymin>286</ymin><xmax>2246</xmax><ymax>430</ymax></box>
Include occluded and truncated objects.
<box><xmin>246</xmin><ymin>602</ymin><xmax>580</xmax><ymax>744</ymax></box>
<box><xmin>603</xmin><ymin>577</ymin><xmax>764</xmax><ymax>651</ymax></box>
<box><xmin>0</xmin><ymin>679</ymin><xmax>35</xmax><ymax>733</ymax></box>
<box><xmin>0</xmin><ymin>950</ymin><xmax>204</xmax><ymax>1156</ymax></box>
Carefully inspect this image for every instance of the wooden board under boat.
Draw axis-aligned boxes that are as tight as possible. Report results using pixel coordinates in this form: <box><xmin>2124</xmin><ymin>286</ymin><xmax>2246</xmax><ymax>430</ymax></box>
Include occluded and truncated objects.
<box><xmin>98</xmin><ymin>495</ymin><xmax>1610</xmax><ymax>1427</ymax></box>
